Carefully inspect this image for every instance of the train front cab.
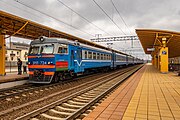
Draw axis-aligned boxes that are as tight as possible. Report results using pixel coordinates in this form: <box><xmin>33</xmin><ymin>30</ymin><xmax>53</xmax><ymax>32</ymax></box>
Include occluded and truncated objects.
<box><xmin>28</xmin><ymin>38</ymin><xmax>84</xmax><ymax>84</ymax></box>
<box><xmin>28</xmin><ymin>44</ymin><xmax>55</xmax><ymax>84</ymax></box>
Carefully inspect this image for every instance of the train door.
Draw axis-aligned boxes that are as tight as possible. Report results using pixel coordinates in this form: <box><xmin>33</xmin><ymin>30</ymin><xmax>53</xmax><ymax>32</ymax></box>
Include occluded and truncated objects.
<box><xmin>70</xmin><ymin>49</ymin><xmax>74</xmax><ymax>68</ymax></box>
<box><xmin>112</xmin><ymin>52</ymin><xmax>115</xmax><ymax>68</ymax></box>
<box><xmin>74</xmin><ymin>47</ymin><xmax>82</xmax><ymax>72</ymax></box>
<box><xmin>126</xmin><ymin>55</ymin><xmax>128</xmax><ymax>65</ymax></box>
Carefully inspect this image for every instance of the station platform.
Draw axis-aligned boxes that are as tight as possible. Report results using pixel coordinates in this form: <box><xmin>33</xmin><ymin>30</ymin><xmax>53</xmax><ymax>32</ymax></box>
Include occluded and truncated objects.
<box><xmin>0</xmin><ymin>73</ymin><xmax>28</xmax><ymax>84</ymax></box>
<box><xmin>83</xmin><ymin>64</ymin><xmax>180</xmax><ymax>120</ymax></box>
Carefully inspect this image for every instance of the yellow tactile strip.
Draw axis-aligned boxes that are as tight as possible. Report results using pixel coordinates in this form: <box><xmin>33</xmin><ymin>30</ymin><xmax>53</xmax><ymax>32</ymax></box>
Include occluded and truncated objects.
<box><xmin>83</xmin><ymin>65</ymin><xmax>146</xmax><ymax>120</ymax></box>
<box><xmin>123</xmin><ymin>64</ymin><xmax>180</xmax><ymax>120</ymax></box>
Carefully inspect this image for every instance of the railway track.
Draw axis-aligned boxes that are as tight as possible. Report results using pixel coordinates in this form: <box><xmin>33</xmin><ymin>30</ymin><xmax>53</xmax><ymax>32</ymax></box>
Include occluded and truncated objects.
<box><xmin>0</xmin><ymin>65</ymin><xmax>135</xmax><ymax>101</ymax></box>
<box><xmin>15</xmin><ymin>65</ymin><xmax>143</xmax><ymax>120</ymax></box>
<box><xmin>0</xmin><ymin>84</ymin><xmax>37</xmax><ymax>99</ymax></box>
<box><xmin>0</xmin><ymin>72</ymin><xmax>105</xmax><ymax>100</ymax></box>
<box><xmin>0</xmin><ymin>65</ymin><xmax>138</xmax><ymax>119</ymax></box>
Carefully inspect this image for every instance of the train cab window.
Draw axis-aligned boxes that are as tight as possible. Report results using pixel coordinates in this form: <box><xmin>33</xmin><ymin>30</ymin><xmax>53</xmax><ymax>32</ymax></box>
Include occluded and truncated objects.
<box><xmin>88</xmin><ymin>51</ymin><xmax>92</xmax><ymax>59</ymax></box>
<box><xmin>93</xmin><ymin>52</ymin><xmax>96</xmax><ymax>59</ymax></box>
<box><xmin>41</xmin><ymin>44</ymin><xmax>54</xmax><ymax>54</ymax></box>
<box><xmin>97</xmin><ymin>53</ymin><xmax>100</xmax><ymax>60</ymax></box>
<box><xmin>58</xmin><ymin>44</ymin><xmax>68</xmax><ymax>54</ymax></box>
<box><xmin>29</xmin><ymin>46</ymin><xmax>40</xmax><ymax>54</ymax></box>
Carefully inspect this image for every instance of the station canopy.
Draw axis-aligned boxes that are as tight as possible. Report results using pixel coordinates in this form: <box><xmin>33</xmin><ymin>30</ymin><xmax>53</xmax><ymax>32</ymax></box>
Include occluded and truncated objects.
<box><xmin>0</xmin><ymin>10</ymin><xmax>127</xmax><ymax>55</ymax></box>
<box><xmin>136</xmin><ymin>29</ymin><xmax>180</xmax><ymax>58</ymax></box>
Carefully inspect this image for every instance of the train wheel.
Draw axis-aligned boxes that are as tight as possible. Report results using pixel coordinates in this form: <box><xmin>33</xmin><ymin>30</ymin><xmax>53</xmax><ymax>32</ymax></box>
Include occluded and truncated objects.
<box><xmin>59</xmin><ymin>73</ymin><xmax>65</xmax><ymax>81</ymax></box>
<box><xmin>54</xmin><ymin>74</ymin><xmax>59</xmax><ymax>83</ymax></box>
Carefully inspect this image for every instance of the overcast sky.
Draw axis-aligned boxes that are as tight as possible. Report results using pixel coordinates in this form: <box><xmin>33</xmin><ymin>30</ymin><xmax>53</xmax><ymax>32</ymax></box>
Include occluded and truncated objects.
<box><xmin>1</xmin><ymin>0</ymin><xmax>178</xmax><ymax>60</ymax></box>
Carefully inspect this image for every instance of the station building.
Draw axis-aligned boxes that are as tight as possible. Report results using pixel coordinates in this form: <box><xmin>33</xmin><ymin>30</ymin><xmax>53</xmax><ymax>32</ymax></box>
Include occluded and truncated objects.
<box><xmin>5</xmin><ymin>42</ymin><xmax>29</xmax><ymax>67</ymax></box>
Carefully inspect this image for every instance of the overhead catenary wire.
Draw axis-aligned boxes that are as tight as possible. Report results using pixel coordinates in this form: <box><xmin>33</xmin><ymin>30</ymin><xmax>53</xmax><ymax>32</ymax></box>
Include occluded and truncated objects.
<box><xmin>0</xmin><ymin>0</ymin><xmax>40</xmax><ymax>19</ymax></box>
<box><xmin>56</xmin><ymin>0</ymin><xmax>113</xmax><ymax>36</ymax></box>
<box><xmin>92</xmin><ymin>0</ymin><xmax>126</xmax><ymax>35</ymax></box>
<box><xmin>110</xmin><ymin>0</ymin><xmax>132</xmax><ymax>35</ymax></box>
<box><xmin>13</xmin><ymin>0</ymin><xmax>95</xmax><ymax>37</ymax></box>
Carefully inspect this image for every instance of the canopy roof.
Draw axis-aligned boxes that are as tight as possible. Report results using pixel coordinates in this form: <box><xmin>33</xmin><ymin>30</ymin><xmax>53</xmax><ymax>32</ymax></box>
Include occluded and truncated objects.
<box><xmin>0</xmin><ymin>10</ymin><xmax>128</xmax><ymax>55</ymax></box>
<box><xmin>136</xmin><ymin>29</ymin><xmax>180</xmax><ymax>58</ymax></box>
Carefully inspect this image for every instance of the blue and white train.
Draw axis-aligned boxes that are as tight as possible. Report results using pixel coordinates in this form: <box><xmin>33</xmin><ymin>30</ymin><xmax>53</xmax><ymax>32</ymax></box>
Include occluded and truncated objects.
<box><xmin>28</xmin><ymin>37</ymin><xmax>143</xmax><ymax>84</ymax></box>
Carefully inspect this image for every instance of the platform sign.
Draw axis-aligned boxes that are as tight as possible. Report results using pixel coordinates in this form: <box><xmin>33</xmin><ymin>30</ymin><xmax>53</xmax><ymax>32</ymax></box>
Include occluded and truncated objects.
<box><xmin>162</xmin><ymin>51</ymin><xmax>167</xmax><ymax>55</ymax></box>
<box><xmin>147</xmin><ymin>48</ymin><xmax>155</xmax><ymax>52</ymax></box>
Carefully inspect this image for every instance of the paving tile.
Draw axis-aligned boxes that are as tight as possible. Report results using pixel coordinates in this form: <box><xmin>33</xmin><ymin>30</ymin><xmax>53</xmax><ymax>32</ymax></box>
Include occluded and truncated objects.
<box><xmin>98</xmin><ymin>113</ymin><xmax>111</xmax><ymax>119</ymax></box>
<box><xmin>96</xmin><ymin>117</ymin><xmax>109</xmax><ymax>120</ymax></box>
<box><xmin>83</xmin><ymin>113</ymin><xmax>98</xmax><ymax>119</ymax></box>
<box><xmin>159</xmin><ymin>110</ymin><xmax>173</xmax><ymax>117</ymax></box>
<box><xmin>160</xmin><ymin>117</ymin><xmax>175</xmax><ymax>120</ymax></box>
<box><xmin>171</xmin><ymin>110</ymin><xmax>180</xmax><ymax>118</ymax></box>
<box><xmin>135</xmin><ymin>113</ymin><xmax>147</xmax><ymax>119</ymax></box>
<box><xmin>123</xmin><ymin>111</ymin><xmax>136</xmax><ymax>117</ymax></box>
<box><xmin>148</xmin><ymin>115</ymin><xmax>161</xmax><ymax>120</ymax></box>
<box><xmin>122</xmin><ymin>116</ymin><xmax>135</xmax><ymax>120</ymax></box>
<box><xmin>136</xmin><ymin>110</ymin><xmax>147</xmax><ymax>114</ymax></box>
<box><xmin>82</xmin><ymin>117</ymin><xmax>95</xmax><ymax>120</ymax></box>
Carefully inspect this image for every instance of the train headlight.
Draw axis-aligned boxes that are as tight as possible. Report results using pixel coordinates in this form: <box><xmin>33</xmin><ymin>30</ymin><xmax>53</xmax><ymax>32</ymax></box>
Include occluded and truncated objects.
<box><xmin>47</xmin><ymin>62</ymin><xmax>50</xmax><ymax>64</ymax></box>
<box><xmin>28</xmin><ymin>62</ymin><xmax>31</xmax><ymax>65</ymax></box>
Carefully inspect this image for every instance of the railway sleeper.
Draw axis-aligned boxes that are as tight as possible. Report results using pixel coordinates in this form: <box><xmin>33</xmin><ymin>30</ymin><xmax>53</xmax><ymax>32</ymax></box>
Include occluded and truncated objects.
<box><xmin>67</xmin><ymin>100</ymin><xmax>86</xmax><ymax>106</ymax></box>
<box><xmin>83</xmin><ymin>92</ymin><xmax>97</xmax><ymax>96</ymax></box>
<box><xmin>40</xmin><ymin>113</ymin><xmax>65</xmax><ymax>120</ymax></box>
<box><xmin>56</xmin><ymin>106</ymin><xmax>76</xmax><ymax>112</ymax></box>
<box><xmin>45</xmin><ymin>110</ymin><xmax>68</xmax><ymax>118</ymax></box>
<box><xmin>80</xmin><ymin>94</ymin><xmax>96</xmax><ymax>98</ymax></box>
<box><xmin>79</xmin><ymin>113</ymin><xmax>88</xmax><ymax>119</ymax></box>
<box><xmin>76</xmin><ymin>96</ymin><xmax>92</xmax><ymax>100</ymax></box>
<box><xmin>31</xmin><ymin>118</ymin><xmax>39</xmax><ymax>120</ymax></box>
<box><xmin>62</xmin><ymin>103</ymin><xmax>82</xmax><ymax>109</ymax></box>
<box><xmin>84</xmin><ymin>109</ymin><xmax>92</xmax><ymax>114</ymax></box>
<box><xmin>49</xmin><ymin>109</ymin><xmax>72</xmax><ymax>116</ymax></box>
<box><xmin>73</xmin><ymin>98</ymin><xmax>90</xmax><ymax>103</ymax></box>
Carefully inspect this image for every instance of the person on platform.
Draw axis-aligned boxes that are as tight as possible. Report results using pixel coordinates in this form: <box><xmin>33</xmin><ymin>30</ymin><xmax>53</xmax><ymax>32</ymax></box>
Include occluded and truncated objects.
<box><xmin>17</xmin><ymin>58</ymin><xmax>22</xmax><ymax>75</ymax></box>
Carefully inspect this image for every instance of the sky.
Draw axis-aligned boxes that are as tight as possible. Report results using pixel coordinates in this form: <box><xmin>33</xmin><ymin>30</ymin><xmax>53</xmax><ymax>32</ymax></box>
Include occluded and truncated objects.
<box><xmin>1</xmin><ymin>0</ymin><xmax>179</xmax><ymax>60</ymax></box>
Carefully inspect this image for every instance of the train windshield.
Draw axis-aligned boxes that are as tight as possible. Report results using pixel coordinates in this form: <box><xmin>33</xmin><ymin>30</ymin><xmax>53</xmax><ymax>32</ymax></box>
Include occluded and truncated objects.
<box><xmin>29</xmin><ymin>46</ymin><xmax>40</xmax><ymax>54</ymax></box>
<box><xmin>40</xmin><ymin>44</ymin><xmax>54</xmax><ymax>54</ymax></box>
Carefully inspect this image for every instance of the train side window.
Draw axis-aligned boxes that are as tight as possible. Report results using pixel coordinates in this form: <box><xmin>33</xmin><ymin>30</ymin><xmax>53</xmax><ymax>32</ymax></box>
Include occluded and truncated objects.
<box><xmin>93</xmin><ymin>52</ymin><xmax>96</xmax><ymax>59</ymax></box>
<box><xmin>88</xmin><ymin>51</ymin><xmax>92</xmax><ymax>59</ymax></box>
<box><xmin>97</xmin><ymin>53</ymin><xmax>100</xmax><ymax>60</ymax></box>
<box><xmin>101</xmin><ymin>54</ymin><xmax>103</xmax><ymax>60</ymax></box>
<box><xmin>104</xmin><ymin>54</ymin><xmax>106</xmax><ymax>60</ymax></box>
<box><xmin>106</xmin><ymin>54</ymin><xmax>109</xmax><ymax>60</ymax></box>
<box><xmin>84</xmin><ymin>51</ymin><xmax>88</xmax><ymax>59</ymax></box>
<box><xmin>82</xmin><ymin>50</ymin><xmax>85</xmax><ymax>59</ymax></box>
<box><xmin>58</xmin><ymin>44</ymin><xmax>68</xmax><ymax>54</ymax></box>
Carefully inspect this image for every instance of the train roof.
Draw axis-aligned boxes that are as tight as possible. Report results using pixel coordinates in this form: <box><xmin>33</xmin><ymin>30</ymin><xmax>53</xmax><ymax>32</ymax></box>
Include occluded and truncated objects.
<box><xmin>31</xmin><ymin>37</ymin><xmax>132</xmax><ymax>56</ymax></box>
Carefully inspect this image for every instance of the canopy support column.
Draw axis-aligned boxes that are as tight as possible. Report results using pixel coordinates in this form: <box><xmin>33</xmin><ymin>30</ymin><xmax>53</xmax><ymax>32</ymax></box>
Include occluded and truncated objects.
<box><xmin>158</xmin><ymin>37</ymin><xmax>168</xmax><ymax>73</ymax></box>
<box><xmin>159</xmin><ymin>47</ymin><xmax>168</xmax><ymax>73</ymax></box>
<box><xmin>0</xmin><ymin>33</ymin><xmax>6</xmax><ymax>76</ymax></box>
